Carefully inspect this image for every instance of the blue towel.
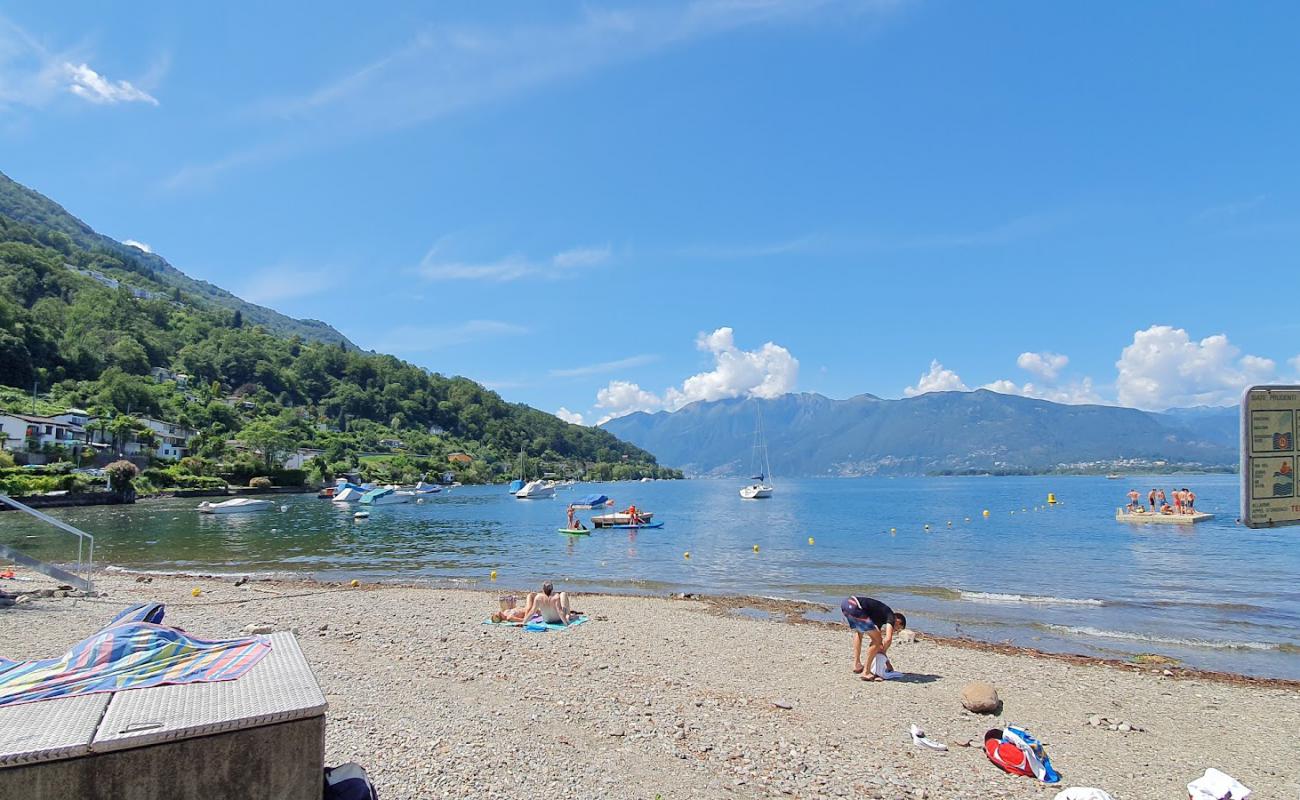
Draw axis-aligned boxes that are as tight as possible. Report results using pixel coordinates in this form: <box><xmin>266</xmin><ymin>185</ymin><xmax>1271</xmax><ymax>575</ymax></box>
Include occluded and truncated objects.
<box><xmin>484</xmin><ymin>615</ymin><xmax>589</xmax><ymax>632</ymax></box>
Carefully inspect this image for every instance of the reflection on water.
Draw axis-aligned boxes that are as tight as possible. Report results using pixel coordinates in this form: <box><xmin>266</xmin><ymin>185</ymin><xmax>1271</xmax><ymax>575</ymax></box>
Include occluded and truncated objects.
<box><xmin>2</xmin><ymin>475</ymin><xmax>1298</xmax><ymax>677</ymax></box>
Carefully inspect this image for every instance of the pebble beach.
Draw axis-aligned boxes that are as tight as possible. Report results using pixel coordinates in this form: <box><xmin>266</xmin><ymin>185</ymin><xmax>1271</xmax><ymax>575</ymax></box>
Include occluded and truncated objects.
<box><xmin>4</xmin><ymin>571</ymin><xmax>1298</xmax><ymax>799</ymax></box>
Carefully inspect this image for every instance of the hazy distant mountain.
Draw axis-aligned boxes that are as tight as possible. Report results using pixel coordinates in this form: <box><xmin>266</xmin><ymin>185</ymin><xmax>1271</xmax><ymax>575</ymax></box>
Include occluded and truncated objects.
<box><xmin>0</xmin><ymin>171</ymin><xmax>354</xmax><ymax>348</ymax></box>
<box><xmin>601</xmin><ymin>390</ymin><xmax>1239</xmax><ymax>476</ymax></box>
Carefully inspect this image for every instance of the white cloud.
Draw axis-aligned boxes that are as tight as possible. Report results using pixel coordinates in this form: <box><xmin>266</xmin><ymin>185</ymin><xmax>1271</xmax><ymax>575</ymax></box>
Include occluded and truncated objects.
<box><xmin>1115</xmin><ymin>325</ymin><xmax>1276</xmax><ymax>409</ymax></box>
<box><xmin>595</xmin><ymin>380</ymin><xmax>664</xmax><ymax>423</ymax></box>
<box><xmin>415</xmin><ymin>241</ymin><xmax>611</xmax><ymax>282</ymax></box>
<box><xmin>1016</xmin><ymin>351</ymin><xmax>1068</xmax><ymax>381</ymax></box>
<box><xmin>1290</xmin><ymin>355</ymin><xmax>1300</xmax><ymax>375</ymax></box>
<box><xmin>555</xmin><ymin>407</ymin><xmax>586</xmax><ymax>425</ymax></box>
<box><xmin>370</xmin><ymin>319</ymin><xmax>529</xmax><ymax>354</ymax></box>
<box><xmin>122</xmin><ymin>239</ymin><xmax>152</xmax><ymax>254</ymax></box>
<box><xmin>64</xmin><ymin>63</ymin><xmax>157</xmax><ymax>105</ymax></box>
<box><xmin>662</xmin><ymin>327</ymin><xmax>799</xmax><ymax>407</ymax></box>
<box><xmin>591</xmin><ymin>327</ymin><xmax>799</xmax><ymax>423</ymax></box>
<box><xmin>982</xmin><ymin>376</ymin><xmax>1102</xmax><ymax>405</ymax></box>
<box><xmin>903</xmin><ymin>360</ymin><xmax>969</xmax><ymax>397</ymax></box>
<box><xmin>550</xmin><ymin>354</ymin><xmax>658</xmax><ymax>378</ymax></box>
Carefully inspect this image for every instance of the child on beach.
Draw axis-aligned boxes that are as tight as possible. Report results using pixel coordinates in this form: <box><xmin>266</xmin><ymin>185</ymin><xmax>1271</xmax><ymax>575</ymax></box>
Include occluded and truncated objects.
<box><xmin>841</xmin><ymin>595</ymin><xmax>906</xmax><ymax>682</ymax></box>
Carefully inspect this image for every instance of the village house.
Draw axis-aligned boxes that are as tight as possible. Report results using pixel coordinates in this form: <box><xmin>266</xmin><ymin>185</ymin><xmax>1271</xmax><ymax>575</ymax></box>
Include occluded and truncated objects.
<box><xmin>0</xmin><ymin>411</ymin><xmax>88</xmax><ymax>457</ymax></box>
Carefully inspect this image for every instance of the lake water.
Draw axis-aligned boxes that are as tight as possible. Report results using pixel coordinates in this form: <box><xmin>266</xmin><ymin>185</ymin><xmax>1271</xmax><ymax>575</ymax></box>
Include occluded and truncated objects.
<box><xmin>4</xmin><ymin>475</ymin><xmax>1298</xmax><ymax>678</ymax></box>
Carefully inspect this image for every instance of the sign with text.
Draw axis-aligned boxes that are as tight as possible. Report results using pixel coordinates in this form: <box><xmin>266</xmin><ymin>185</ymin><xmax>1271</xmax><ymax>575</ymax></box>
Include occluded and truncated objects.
<box><xmin>1242</xmin><ymin>385</ymin><xmax>1300</xmax><ymax>528</ymax></box>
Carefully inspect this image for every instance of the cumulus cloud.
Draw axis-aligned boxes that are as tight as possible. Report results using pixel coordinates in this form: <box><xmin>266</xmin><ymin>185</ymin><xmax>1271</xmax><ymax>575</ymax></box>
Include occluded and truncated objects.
<box><xmin>64</xmin><ymin>63</ymin><xmax>158</xmax><ymax>105</ymax></box>
<box><xmin>595</xmin><ymin>380</ymin><xmax>664</xmax><ymax>423</ymax></box>
<box><xmin>591</xmin><ymin>328</ymin><xmax>799</xmax><ymax>423</ymax></box>
<box><xmin>903</xmin><ymin>360</ymin><xmax>969</xmax><ymax>397</ymax></box>
<box><xmin>982</xmin><ymin>376</ymin><xmax>1102</xmax><ymax>405</ymax></box>
<box><xmin>1016</xmin><ymin>351</ymin><xmax>1068</xmax><ymax>381</ymax></box>
<box><xmin>122</xmin><ymin>239</ymin><xmax>152</xmax><ymax>253</ymax></box>
<box><xmin>1115</xmin><ymin>325</ymin><xmax>1276</xmax><ymax>409</ymax></box>
<box><xmin>555</xmin><ymin>407</ymin><xmax>586</xmax><ymax>425</ymax></box>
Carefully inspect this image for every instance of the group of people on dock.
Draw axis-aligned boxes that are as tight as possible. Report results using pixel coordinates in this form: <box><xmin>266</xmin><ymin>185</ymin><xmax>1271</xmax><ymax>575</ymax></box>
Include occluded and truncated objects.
<box><xmin>1125</xmin><ymin>487</ymin><xmax>1197</xmax><ymax>515</ymax></box>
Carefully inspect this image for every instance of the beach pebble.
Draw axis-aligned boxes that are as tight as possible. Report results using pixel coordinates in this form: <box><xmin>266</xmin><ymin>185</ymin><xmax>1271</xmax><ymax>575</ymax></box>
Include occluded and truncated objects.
<box><xmin>242</xmin><ymin>623</ymin><xmax>275</xmax><ymax>634</ymax></box>
<box><xmin>896</xmin><ymin>629</ymin><xmax>918</xmax><ymax>644</ymax></box>
<box><xmin>960</xmin><ymin>682</ymin><xmax>1001</xmax><ymax>714</ymax></box>
<box><xmin>773</xmin><ymin>701</ymin><xmax>794</xmax><ymax>710</ymax></box>
<box><xmin>1088</xmin><ymin>715</ymin><xmax>1102</xmax><ymax>727</ymax></box>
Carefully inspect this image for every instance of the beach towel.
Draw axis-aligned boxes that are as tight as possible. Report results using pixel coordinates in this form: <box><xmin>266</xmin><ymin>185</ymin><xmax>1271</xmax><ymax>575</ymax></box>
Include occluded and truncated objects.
<box><xmin>0</xmin><ymin>604</ymin><xmax>270</xmax><ymax>708</ymax></box>
<box><xmin>1187</xmin><ymin>768</ymin><xmax>1251</xmax><ymax>799</ymax></box>
<box><xmin>984</xmin><ymin>726</ymin><xmax>1060</xmax><ymax>784</ymax></box>
<box><xmin>484</xmin><ymin>615</ymin><xmax>589</xmax><ymax>632</ymax></box>
<box><xmin>870</xmin><ymin>653</ymin><xmax>904</xmax><ymax>680</ymax></box>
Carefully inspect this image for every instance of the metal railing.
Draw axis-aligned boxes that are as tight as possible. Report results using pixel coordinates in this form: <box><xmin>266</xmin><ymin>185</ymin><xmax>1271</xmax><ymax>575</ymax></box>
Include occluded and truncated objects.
<box><xmin>0</xmin><ymin>494</ymin><xmax>95</xmax><ymax>592</ymax></box>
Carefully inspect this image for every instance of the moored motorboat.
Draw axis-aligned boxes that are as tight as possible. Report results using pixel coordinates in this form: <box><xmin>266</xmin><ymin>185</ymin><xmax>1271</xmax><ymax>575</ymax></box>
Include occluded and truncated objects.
<box><xmin>360</xmin><ymin>487</ymin><xmax>413</xmax><ymax>505</ymax></box>
<box><xmin>515</xmin><ymin>480</ymin><xmax>556</xmax><ymax>499</ymax></box>
<box><xmin>198</xmin><ymin>498</ymin><xmax>273</xmax><ymax>514</ymax></box>
<box><xmin>332</xmin><ymin>487</ymin><xmax>366</xmax><ymax>503</ymax></box>
<box><xmin>569</xmin><ymin>493</ymin><xmax>611</xmax><ymax>510</ymax></box>
<box><xmin>413</xmin><ymin>481</ymin><xmax>442</xmax><ymax>494</ymax></box>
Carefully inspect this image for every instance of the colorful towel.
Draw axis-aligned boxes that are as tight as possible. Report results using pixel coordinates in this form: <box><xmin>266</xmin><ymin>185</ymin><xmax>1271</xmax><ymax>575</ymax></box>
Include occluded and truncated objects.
<box><xmin>0</xmin><ymin>604</ymin><xmax>270</xmax><ymax>708</ymax></box>
<box><xmin>483</xmin><ymin>615</ymin><xmax>589</xmax><ymax>632</ymax></box>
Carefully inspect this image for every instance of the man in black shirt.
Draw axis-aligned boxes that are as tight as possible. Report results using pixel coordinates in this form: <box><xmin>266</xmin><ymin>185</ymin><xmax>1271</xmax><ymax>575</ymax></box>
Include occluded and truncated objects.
<box><xmin>840</xmin><ymin>595</ymin><xmax>906</xmax><ymax>681</ymax></box>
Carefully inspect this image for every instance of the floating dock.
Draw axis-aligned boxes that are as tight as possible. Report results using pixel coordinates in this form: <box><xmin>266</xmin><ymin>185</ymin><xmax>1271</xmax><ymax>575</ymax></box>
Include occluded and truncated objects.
<box><xmin>1115</xmin><ymin>508</ymin><xmax>1214</xmax><ymax>525</ymax></box>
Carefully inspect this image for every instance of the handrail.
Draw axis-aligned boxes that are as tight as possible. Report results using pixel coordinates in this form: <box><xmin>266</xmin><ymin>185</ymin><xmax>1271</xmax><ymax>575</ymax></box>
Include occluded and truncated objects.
<box><xmin>0</xmin><ymin>494</ymin><xmax>94</xmax><ymax>592</ymax></box>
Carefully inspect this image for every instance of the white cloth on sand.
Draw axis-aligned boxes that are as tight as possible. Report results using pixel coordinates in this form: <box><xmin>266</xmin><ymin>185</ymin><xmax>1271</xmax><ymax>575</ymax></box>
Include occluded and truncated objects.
<box><xmin>870</xmin><ymin>653</ymin><xmax>903</xmax><ymax>680</ymax></box>
<box><xmin>1053</xmin><ymin>789</ymin><xmax>1114</xmax><ymax>800</ymax></box>
<box><xmin>1188</xmin><ymin>768</ymin><xmax>1251</xmax><ymax>799</ymax></box>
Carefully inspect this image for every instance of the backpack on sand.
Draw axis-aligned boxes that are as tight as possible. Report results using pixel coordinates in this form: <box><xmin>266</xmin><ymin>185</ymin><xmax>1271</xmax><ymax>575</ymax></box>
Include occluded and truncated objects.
<box><xmin>324</xmin><ymin>762</ymin><xmax>378</xmax><ymax>800</ymax></box>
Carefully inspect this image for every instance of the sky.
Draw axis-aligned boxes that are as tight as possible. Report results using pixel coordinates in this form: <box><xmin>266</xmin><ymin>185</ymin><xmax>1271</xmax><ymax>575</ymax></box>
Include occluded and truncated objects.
<box><xmin>4</xmin><ymin>1</ymin><xmax>1300</xmax><ymax>424</ymax></box>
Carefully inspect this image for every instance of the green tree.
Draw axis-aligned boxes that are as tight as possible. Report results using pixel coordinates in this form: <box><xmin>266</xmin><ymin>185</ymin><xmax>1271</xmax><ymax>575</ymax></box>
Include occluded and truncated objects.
<box><xmin>238</xmin><ymin>418</ymin><xmax>297</xmax><ymax>468</ymax></box>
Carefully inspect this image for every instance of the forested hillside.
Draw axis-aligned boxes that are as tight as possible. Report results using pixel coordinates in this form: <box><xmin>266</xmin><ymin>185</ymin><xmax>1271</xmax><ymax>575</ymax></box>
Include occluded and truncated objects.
<box><xmin>0</xmin><ymin>179</ymin><xmax>677</xmax><ymax>484</ymax></box>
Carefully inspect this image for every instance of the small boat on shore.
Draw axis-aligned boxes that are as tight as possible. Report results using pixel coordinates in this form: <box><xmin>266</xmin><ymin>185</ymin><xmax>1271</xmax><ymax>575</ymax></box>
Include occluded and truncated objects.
<box><xmin>1115</xmin><ymin>508</ymin><xmax>1214</xmax><ymax>524</ymax></box>
<box><xmin>198</xmin><ymin>498</ymin><xmax>273</xmax><ymax>514</ymax></box>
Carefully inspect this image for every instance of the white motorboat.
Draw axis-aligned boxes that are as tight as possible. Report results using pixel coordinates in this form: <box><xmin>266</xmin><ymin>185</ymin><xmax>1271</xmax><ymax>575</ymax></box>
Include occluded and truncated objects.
<box><xmin>198</xmin><ymin>498</ymin><xmax>273</xmax><ymax>514</ymax></box>
<box><xmin>332</xmin><ymin>487</ymin><xmax>366</xmax><ymax>503</ymax></box>
<box><xmin>413</xmin><ymin>481</ymin><xmax>442</xmax><ymax>494</ymax></box>
<box><xmin>515</xmin><ymin>480</ymin><xmax>556</xmax><ymax>499</ymax></box>
<box><xmin>360</xmin><ymin>487</ymin><xmax>413</xmax><ymax>505</ymax></box>
<box><xmin>591</xmin><ymin>511</ymin><xmax>654</xmax><ymax>527</ymax></box>
<box><xmin>739</xmin><ymin>403</ymin><xmax>775</xmax><ymax>500</ymax></box>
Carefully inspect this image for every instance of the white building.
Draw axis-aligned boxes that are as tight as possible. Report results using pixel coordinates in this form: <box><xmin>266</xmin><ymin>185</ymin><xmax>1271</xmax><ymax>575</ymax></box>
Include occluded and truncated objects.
<box><xmin>0</xmin><ymin>412</ymin><xmax>88</xmax><ymax>455</ymax></box>
<box><xmin>85</xmin><ymin>415</ymin><xmax>198</xmax><ymax>460</ymax></box>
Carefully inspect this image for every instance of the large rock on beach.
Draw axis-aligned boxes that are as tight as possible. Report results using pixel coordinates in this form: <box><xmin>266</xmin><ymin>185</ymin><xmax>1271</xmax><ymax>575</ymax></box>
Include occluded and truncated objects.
<box><xmin>960</xmin><ymin>681</ymin><xmax>1000</xmax><ymax>714</ymax></box>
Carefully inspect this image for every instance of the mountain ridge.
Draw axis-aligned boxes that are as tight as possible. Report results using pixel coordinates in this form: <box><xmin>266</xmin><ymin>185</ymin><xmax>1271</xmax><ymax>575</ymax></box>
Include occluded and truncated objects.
<box><xmin>0</xmin><ymin>171</ymin><xmax>354</xmax><ymax>349</ymax></box>
<box><xmin>602</xmin><ymin>389</ymin><xmax>1239</xmax><ymax>477</ymax></box>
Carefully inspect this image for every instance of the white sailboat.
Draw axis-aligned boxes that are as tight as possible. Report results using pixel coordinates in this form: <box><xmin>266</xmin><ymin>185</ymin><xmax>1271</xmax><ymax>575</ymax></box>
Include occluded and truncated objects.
<box><xmin>739</xmin><ymin>404</ymin><xmax>774</xmax><ymax>499</ymax></box>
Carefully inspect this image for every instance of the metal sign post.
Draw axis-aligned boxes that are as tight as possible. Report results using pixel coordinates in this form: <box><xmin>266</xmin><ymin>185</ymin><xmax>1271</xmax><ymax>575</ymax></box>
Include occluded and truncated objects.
<box><xmin>1241</xmin><ymin>385</ymin><xmax>1300</xmax><ymax>528</ymax></box>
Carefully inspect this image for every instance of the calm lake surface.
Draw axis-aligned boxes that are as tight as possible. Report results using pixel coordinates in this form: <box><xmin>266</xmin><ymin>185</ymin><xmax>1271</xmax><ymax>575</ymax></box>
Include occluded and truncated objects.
<box><xmin>5</xmin><ymin>475</ymin><xmax>1298</xmax><ymax>678</ymax></box>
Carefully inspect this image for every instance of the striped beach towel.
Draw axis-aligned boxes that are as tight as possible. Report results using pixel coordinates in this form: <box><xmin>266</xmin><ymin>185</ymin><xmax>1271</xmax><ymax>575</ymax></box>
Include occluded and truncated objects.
<box><xmin>0</xmin><ymin>604</ymin><xmax>270</xmax><ymax>708</ymax></box>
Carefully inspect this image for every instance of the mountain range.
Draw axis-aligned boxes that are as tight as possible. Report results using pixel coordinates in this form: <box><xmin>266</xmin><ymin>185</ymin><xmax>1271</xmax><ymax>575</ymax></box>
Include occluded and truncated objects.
<box><xmin>601</xmin><ymin>390</ymin><xmax>1240</xmax><ymax>476</ymax></box>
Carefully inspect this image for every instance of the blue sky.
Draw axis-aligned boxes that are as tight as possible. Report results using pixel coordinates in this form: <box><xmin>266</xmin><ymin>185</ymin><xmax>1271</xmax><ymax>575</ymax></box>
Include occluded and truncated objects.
<box><xmin>4</xmin><ymin>1</ymin><xmax>1299</xmax><ymax>421</ymax></box>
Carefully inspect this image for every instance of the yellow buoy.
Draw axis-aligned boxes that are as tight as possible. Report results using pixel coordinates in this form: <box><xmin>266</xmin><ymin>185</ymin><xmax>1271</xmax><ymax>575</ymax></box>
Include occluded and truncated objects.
<box><xmin>350</xmin><ymin>579</ymin><xmax>360</xmax><ymax>588</ymax></box>
<box><xmin>1047</xmin><ymin>493</ymin><xmax>1057</xmax><ymax>505</ymax></box>
<box><xmin>807</xmin><ymin>537</ymin><xmax>815</xmax><ymax>545</ymax></box>
<box><xmin>982</xmin><ymin>510</ymin><xmax>990</xmax><ymax>517</ymax></box>
<box><xmin>191</xmin><ymin>587</ymin><xmax>201</xmax><ymax>597</ymax></box>
<box><xmin>753</xmin><ymin>544</ymin><xmax>760</xmax><ymax>553</ymax></box>
<box><xmin>683</xmin><ymin>551</ymin><xmax>691</xmax><ymax>559</ymax></box>
<box><xmin>490</xmin><ymin>570</ymin><xmax>497</xmax><ymax>580</ymax></box>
